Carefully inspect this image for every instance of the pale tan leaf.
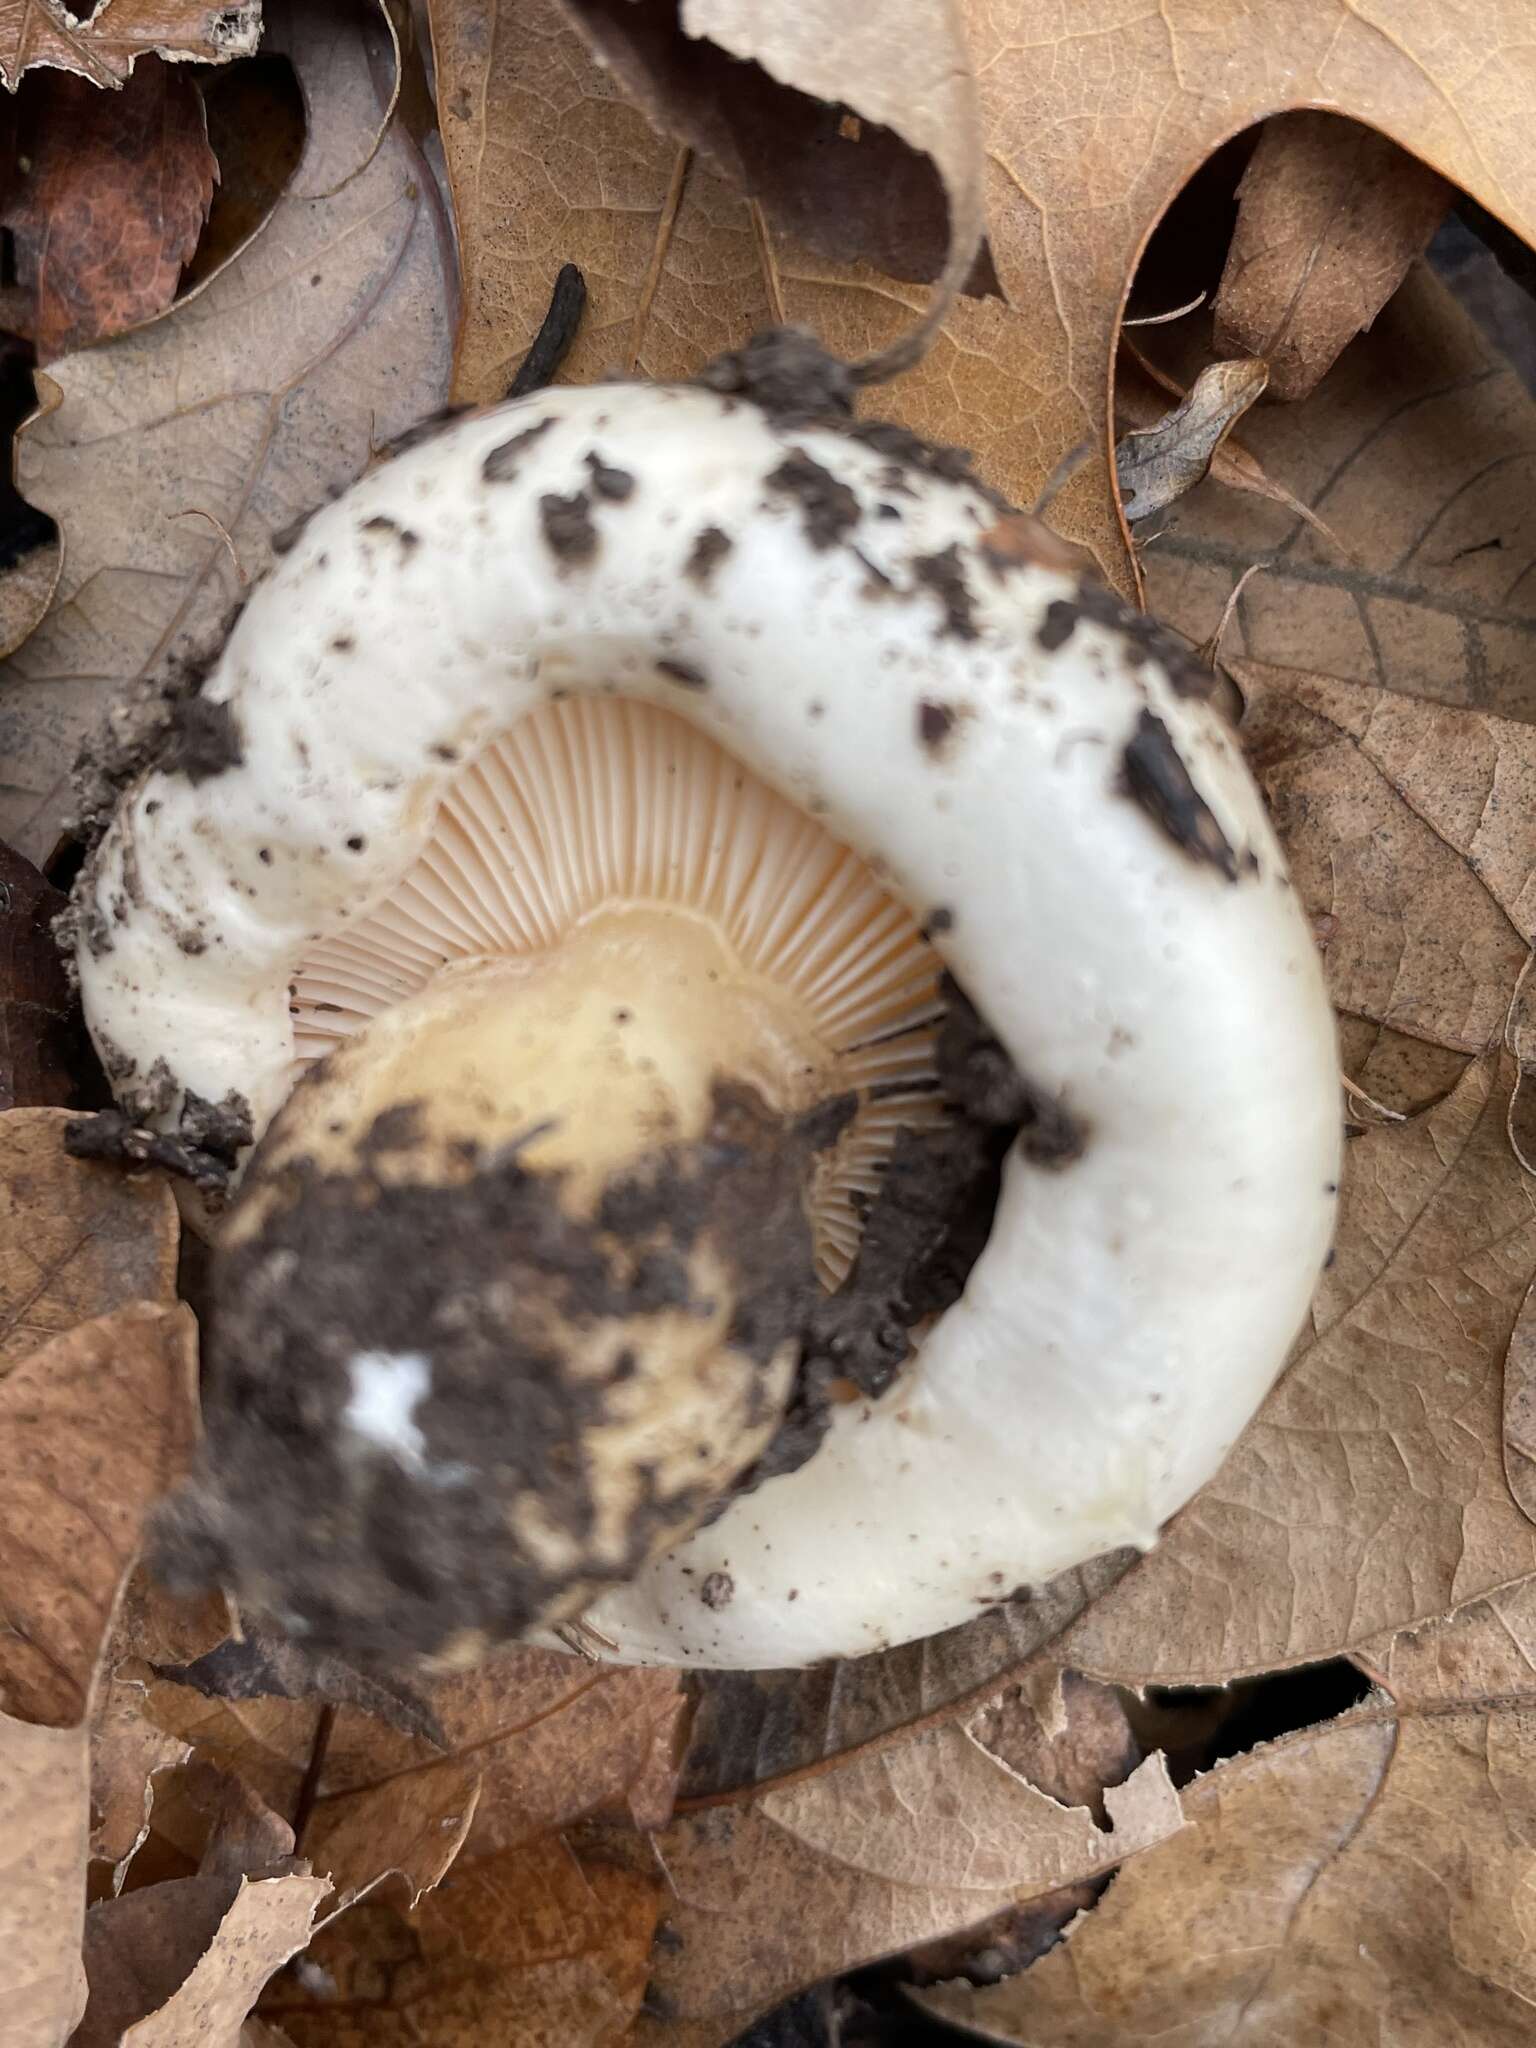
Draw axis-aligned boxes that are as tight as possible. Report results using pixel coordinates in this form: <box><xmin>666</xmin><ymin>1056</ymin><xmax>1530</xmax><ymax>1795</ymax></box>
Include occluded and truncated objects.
<box><xmin>262</xmin><ymin>1836</ymin><xmax>661</xmax><ymax>2046</ymax></box>
<box><xmin>1237</xmin><ymin>660</ymin><xmax>1536</xmax><ymax>1057</ymax></box>
<box><xmin>1145</xmin><ymin>267</ymin><xmax>1536</xmax><ymax>720</ymax></box>
<box><xmin>1065</xmin><ymin>1055</ymin><xmax>1536</xmax><ymax>1686</ymax></box>
<box><xmin>1115</xmin><ymin>359</ymin><xmax>1269</xmax><ymax>524</ymax></box>
<box><xmin>923</xmin><ymin>1613</ymin><xmax>1536</xmax><ymax>2044</ymax></box>
<box><xmin>0</xmin><ymin>1107</ymin><xmax>178</xmax><ymax>1373</ymax></box>
<box><xmin>1505</xmin><ymin>1288</ymin><xmax>1536</xmax><ymax>1525</ymax></box>
<box><xmin>0</xmin><ymin>1301</ymin><xmax>198</xmax><ymax>1725</ymax></box>
<box><xmin>1214</xmin><ymin>113</ymin><xmax>1453</xmax><ymax>403</ymax></box>
<box><xmin>642</xmin><ymin>1728</ymin><xmax>1180</xmax><ymax>2036</ymax></box>
<box><xmin>0</xmin><ymin>0</ymin><xmax>259</xmax><ymax>89</ymax></box>
<box><xmin>90</xmin><ymin>1676</ymin><xmax>192</xmax><ymax>1882</ymax></box>
<box><xmin>432</xmin><ymin>0</ymin><xmax>774</xmax><ymax>404</ymax></box>
<box><xmin>0</xmin><ymin>1715</ymin><xmax>89</xmax><ymax>2048</ymax></box>
<box><xmin>0</xmin><ymin>0</ymin><xmax>456</xmax><ymax>863</ymax></box>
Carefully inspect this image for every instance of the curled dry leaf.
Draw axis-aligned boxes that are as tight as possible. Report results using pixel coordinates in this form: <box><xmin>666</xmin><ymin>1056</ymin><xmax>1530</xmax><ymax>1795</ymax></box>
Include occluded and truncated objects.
<box><xmin>0</xmin><ymin>1716</ymin><xmax>89</xmax><ymax>2048</ymax></box>
<box><xmin>0</xmin><ymin>0</ymin><xmax>259</xmax><ymax>88</ymax></box>
<box><xmin>0</xmin><ymin>1300</ymin><xmax>198</xmax><ymax>1725</ymax></box>
<box><xmin>263</xmin><ymin>1835</ymin><xmax>663</xmax><ymax>2047</ymax></box>
<box><xmin>0</xmin><ymin>1107</ymin><xmax>178</xmax><ymax>1374</ymax></box>
<box><xmin>1145</xmin><ymin>266</ymin><xmax>1536</xmax><ymax>721</ymax></box>
<box><xmin>2</xmin><ymin>58</ymin><xmax>219</xmax><ymax>360</ymax></box>
<box><xmin>1214</xmin><ymin>112</ymin><xmax>1453</xmax><ymax>403</ymax></box>
<box><xmin>639</xmin><ymin>1722</ymin><xmax>1181</xmax><ymax>2037</ymax></box>
<box><xmin>0</xmin><ymin>844</ymin><xmax>94</xmax><ymax>1113</ymax></box>
<box><xmin>90</xmin><ymin>1676</ymin><xmax>192</xmax><ymax>1883</ymax></box>
<box><xmin>301</xmin><ymin>1758</ymin><xmax>480</xmax><ymax>1912</ymax></box>
<box><xmin>924</xmin><ymin>1601</ymin><xmax>1536</xmax><ymax>2043</ymax></box>
<box><xmin>0</xmin><ymin>0</ymin><xmax>456</xmax><ymax>863</ymax></box>
<box><xmin>1114</xmin><ymin>358</ymin><xmax>1269</xmax><ymax>524</ymax></box>
<box><xmin>83</xmin><ymin>1874</ymin><xmax>329</xmax><ymax>2048</ymax></box>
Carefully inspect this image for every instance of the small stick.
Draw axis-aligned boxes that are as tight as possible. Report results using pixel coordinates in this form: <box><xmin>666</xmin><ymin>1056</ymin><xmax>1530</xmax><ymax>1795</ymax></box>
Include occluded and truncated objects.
<box><xmin>507</xmin><ymin>264</ymin><xmax>588</xmax><ymax>398</ymax></box>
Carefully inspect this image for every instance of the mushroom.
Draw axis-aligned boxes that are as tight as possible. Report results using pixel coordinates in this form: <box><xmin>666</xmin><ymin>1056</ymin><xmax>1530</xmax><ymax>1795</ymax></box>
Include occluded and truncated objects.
<box><xmin>71</xmin><ymin>371</ymin><xmax>1340</xmax><ymax>1670</ymax></box>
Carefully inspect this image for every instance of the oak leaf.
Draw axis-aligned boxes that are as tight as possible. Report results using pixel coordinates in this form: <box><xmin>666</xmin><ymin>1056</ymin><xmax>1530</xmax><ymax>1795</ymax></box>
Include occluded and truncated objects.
<box><xmin>0</xmin><ymin>0</ymin><xmax>456</xmax><ymax>863</ymax></box>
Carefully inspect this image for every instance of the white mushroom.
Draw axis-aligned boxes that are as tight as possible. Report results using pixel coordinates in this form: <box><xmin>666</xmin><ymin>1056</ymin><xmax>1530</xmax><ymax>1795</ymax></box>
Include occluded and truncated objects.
<box><xmin>71</xmin><ymin>373</ymin><xmax>1340</xmax><ymax>1670</ymax></box>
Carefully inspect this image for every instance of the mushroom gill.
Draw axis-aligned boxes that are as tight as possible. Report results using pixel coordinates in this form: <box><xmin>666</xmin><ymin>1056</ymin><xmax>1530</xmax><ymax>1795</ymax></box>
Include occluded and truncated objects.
<box><xmin>287</xmin><ymin>694</ymin><xmax>945</xmax><ymax>1287</ymax></box>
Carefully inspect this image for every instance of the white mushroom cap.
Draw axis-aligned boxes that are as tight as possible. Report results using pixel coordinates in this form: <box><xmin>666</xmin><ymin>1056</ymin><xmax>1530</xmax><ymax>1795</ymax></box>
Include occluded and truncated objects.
<box><xmin>75</xmin><ymin>378</ymin><xmax>1340</xmax><ymax>1669</ymax></box>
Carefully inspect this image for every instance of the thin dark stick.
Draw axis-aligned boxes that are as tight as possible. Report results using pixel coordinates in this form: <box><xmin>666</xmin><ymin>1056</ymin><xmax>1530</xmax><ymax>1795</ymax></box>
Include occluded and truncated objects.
<box><xmin>290</xmin><ymin>1702</ymin><xmax>337</xmax><ymax>1850</ymax></box>
<box><xmin>507</xmin><ymin>264</ymin><xmax>588</xmax><ymax>398</ymax></box>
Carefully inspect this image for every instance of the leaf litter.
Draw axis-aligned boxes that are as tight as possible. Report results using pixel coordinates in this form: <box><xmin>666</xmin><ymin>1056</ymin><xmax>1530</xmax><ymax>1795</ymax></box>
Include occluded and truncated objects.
<box><xmin>6</xmin><ymin>0</ymin><xmax>1536</xmax><ymax>2040</ymax></box>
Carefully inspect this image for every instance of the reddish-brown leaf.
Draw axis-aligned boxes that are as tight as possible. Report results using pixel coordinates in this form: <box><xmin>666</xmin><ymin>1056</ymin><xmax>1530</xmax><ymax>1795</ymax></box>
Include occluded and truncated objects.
<box><xmin>0</xmin><ymin>842</ymin><xmax>94</xmax><ymax>1111</ymax></box>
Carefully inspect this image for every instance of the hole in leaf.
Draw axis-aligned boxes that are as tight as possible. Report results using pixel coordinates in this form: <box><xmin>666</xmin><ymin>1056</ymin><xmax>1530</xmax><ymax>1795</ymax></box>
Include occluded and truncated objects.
<box><xmin>1125</xmin><ymin>1658</ymin><xmax>1375</xmax><ymax>1789</ymax></box>
<box><xmin>182</xmin><ymin>55</ymin><xmax>306</xmax><ymax>293</ymax></box>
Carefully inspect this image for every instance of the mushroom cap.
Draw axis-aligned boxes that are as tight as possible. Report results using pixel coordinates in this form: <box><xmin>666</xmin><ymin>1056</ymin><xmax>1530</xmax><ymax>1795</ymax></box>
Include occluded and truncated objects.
<box><xmin>76</xmin><ymin>379</ymin><xmax>1340</xmax><ymax>1669</ymax></box>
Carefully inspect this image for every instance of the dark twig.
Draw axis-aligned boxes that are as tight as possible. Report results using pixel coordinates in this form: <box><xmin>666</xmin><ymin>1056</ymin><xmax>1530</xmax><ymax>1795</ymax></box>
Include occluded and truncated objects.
<box><xmin>506</xmin><ymin>263</ymin><xmax>588</xmax><ymax>398</ymax></box>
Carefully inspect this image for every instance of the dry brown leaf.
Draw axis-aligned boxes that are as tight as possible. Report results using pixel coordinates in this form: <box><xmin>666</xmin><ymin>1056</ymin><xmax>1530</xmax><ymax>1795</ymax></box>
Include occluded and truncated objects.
<box><xmin>1064</xmin><ymin>1052</ymin><xmax>1536</xmax><ymax>1686</ymax></box>
<box><xmin>302</xmin><ymin>1757</ymin><xmax>480</xmax><ymax>1911</ymax></box>
<box><xmin>90</xmin><ymin>1676</ymin><xmax>192</xmax><ymax>1882</ymax></box>
<box><xmin>0</xmin><ymin>843</ymin><xmax>94</xmax><ymax>1112</ymax></box>
<box><xmin>315</xmin><ymin>1650</ymin><xmax>687</xmax><ymax>1856</ymax></box>
<box><xmin>1145</xmin><ymin>265</ymin><xmax>1536</xmax><ymax>721</ymax></box>
<box><xmin>0</xmin><ymin>1714</ymin><xmax>89</xmax><ymax>2048</ymax></box>
<box><xmin>0</xmin><ymin>1107</ymin><xmax>178</xmax><ymax>1372</ymax></box>
<box><xmin>680</xmin><ymin>1553</ymin><xmax>1128</xmax><ymax>1800</ymax></box>
<box><xmin>1213</xmin><ymin>112</ymin><xmax>1453</xmax><ymax>403</ymax></box>
<box><xmin>641</xmin><ymin>1722</ymin><xmax>1181</xmax><ymax>2037</ymax></box>
<box><xmin>264</xmin><ymin>1835</ymin><xmax>662</xmax><ymax>2046</ymax></box>
<box><xmin>432</xmin><ymin>0</ymin><xmax>775</xmax><ymax>403</ymax></box>
<box><xmin>922</xmin><ymin>1611</ymin><xmax>1536</xmax><ymax>2043</ymax></box>
<box><xmin>0</xmin><ymin>1300</ymin><xmax>198</xmax><ymax>1725</ymax></box>
<box><xmin>0</xmin><ymin>0</ymin><xmax>259</xmax><ymax>88</ymax></box>
<box><xmin>558</xmin><ymin>0</ymin><xmax>987</xmax><ymax>364</ymax></box>
<box><xmin>1505</xmin><ymin>1289</ymin><xmax>1536</xmax><ymax>1526</ymax></box>
<box><xmin>1114</xmin><ymin>359</ymin><xmax>1269</xmax><ymax>524</ymax></box>
<box><xmin>4</xmin><ymin>57</ymin><xmax>218</xmax><ymax>359</ymax></box>
<box><xmin>79</xmin><ymin>1873</ymin><xmax>328</xmax><ymax>2048</ymax></box>
<box><xmin>1236</xmin><ymin>659</ymin><xmax>1536</xmax><ymax>1059</ymax></box>
<box><xmin>138</xmin><ymin>1683</ymin><xmax>325</xmax><ymax>1828</ymax></box>
<box><xmin>0</xmin><ymin>0</ymin><xmax>455</xmax><ymax>863</ymax></box>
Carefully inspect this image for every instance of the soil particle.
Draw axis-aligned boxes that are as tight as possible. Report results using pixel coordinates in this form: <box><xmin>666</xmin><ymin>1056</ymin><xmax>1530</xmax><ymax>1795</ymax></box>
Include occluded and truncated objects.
<box><xmin>360</xmin><ymin>514</ymin><xmax>419</xmax><ymax>556</ymax></box>
<box><xmin>377</xmin><ymin>401</ymin><xmax>471</xmax><ymax>463</ymax></box>
<box><xmin>539</xmin><ymin>489</ymin><xmax>599</xmax><ymax>564</ymax></box>
<box><xmin>910</xmin><ymin>544</ymin><xmax>979</xmax><ymax>641</ymax></box>
<box><xmin>1035</xmin><ymin>599</ymin><xmax>1078</xmax><ymax>652</ymax></box>
<box><xmin>917</xmin><ymin>700</ymin><xmax>958</xmax><ymax>755</ymax></box>
<box><xmin>64</xmin><ymin>1084</ymin><xmax>253</xmax><ymax>1204</ymax></box>
<box><xmin>1122</xmin><ymin>708</ymin><xmax>1241</xmax><ymax>880</ymax></box>
<box><xmin>481</xmin><ymin>415</ymin><xmax>554</xmax><ymax>484</ymax></box>
<box><xmin>656</xmin><ymin>657</ymin><xmax>708</xmax><ymax>691</ymax></box>
<box><xmin>161</xmin><ymin>696</ymin><xmax>243</xmax><ymax>784</ymax></box>
<box><xmin>1067</xmin><ymin>576</ymin><xmax>1215</xmax><ymax>701</ymax></box>
<box><xmin>684</xmin><ymin>525</ymin><xmax>733</xmax><ymax>587</ymax></box>
<box><xmin>584</xmin><ymin>452</ymin><xmax>635</xmax><ymax>502</ymax></box>
<box><xmin>695</xmin><ymin>326</ymin><xmax>857</xmax><ymax>423</ymax></box>
<box><xmin>845</xmin><ymin>420</ymin><xmax>1010</xmax><ymax>515</ymax></box>
<box><xmin>765</xmin><ymin>449</ymin><xmax>861</xmax><ymax>551</ymax></box>
<box><xmin>700</xmin><ymin>1570</ymin><xmax>734</xmax><ymax>1609</ymax></box>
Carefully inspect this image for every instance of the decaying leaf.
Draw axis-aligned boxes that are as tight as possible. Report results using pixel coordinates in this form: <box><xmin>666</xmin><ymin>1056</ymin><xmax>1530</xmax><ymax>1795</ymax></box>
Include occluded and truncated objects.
<box><xmin>1115</xmin><ymin>358</ymin><xmax>1269</xmax><ymax>524</ymax></box>
<box><xmin>0</xmin><ymin>844</ymin><xmax>94</xmax><ymax>1112</ymax></box>
<box><xmin>3</xmin><ymin>57</ymin><xmax>219</xmax><ymax>359</ymax></box>
<box><xmin>1145</xmin><ymin>266</ymin><xmax>1536</xmax><ymax>721</ymax></box>
<box><xmin>557</xmin><ymin>0</ymin><xmax>988</xmax><ymax>350</ymax></box>
<box><xmin>90</xmin><ymin>1677</ymin><xmax>192</xmax><ymax>1883</ymax></box>
<box><xmin>264</xmin><ymin>1834</ymin><xmax>663</xmax><ymax>2046</ymax></box>
<box><xmin>1214</xmin><ymin>112</ymin><xmax>1453</xmax><ymax>403</ymax></box>
<box><xmin>0</xmin><ymin>1715</ymin><xmax>89</xmax><ymax>2048</ymax></box>
<box><xmin>0</xmin><ymin>1108</ymin><xmax>178</xmax><ymax>1372</ymax></box>
<box><xmin>302</xmin><ymin>1758</ymin><xmax>480</xmax><ymax>1912</ymax></box>
<box><xmin>0</xmin><ymin>0</ymin><xmax>456</xmax><ymax>863</ymax></box>
<box><xmin>432</xmin><ymin>0</ymin><xmax>775</xmax><ymax>402</ymax></box>
<box><xmin>922</xmin><ymin>1605</ymin><xmax>1536</xmax><ymax>2042</ymax></box>
<box><xmin>0</xmin><ymin>0</ymin><xmax>259</xmax><ymax>89</ymax></box>
<box><xmin>1504</xmin><ymin>1287</ymin><xmax>1536</xmax><ymax>1527</ymax></box>
<box><xmin>80</xmin><ymin>1873</ymin><xmax>329</xmax><ymax>2048</ymax></box>
<box><xmin>0</xmin><ymin>1300</ymin><xmax>198</xmax><ymax>1725</ymax></box>
<box><xmin>640</xmin><ymin>1717</ymin><xmax>1181</xmax><ymax>2037</ymax></box>
<box><xmin>1065</xmin><ymin>1052</ymin><xmax>1536</xmax><ymax>1686</ymax></box>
